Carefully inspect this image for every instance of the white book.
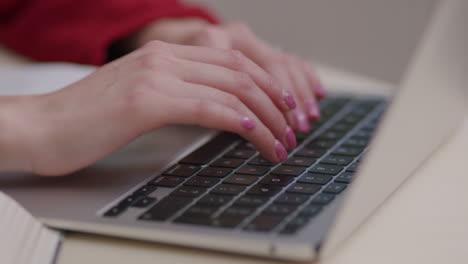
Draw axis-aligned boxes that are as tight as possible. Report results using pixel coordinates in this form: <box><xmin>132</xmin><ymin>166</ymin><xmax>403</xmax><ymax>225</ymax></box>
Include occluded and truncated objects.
<box><xmin>0</xmin><ymin>192</ymin><xmax>61</xmax><ymax>264</ymax></box>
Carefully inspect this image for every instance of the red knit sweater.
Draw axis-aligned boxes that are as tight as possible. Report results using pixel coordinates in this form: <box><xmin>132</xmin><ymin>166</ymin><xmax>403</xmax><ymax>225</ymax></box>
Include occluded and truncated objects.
<box><xmin>0</xmin><ymin>0</ymin><xmax>217</xmax><ymax>65</ymax></box>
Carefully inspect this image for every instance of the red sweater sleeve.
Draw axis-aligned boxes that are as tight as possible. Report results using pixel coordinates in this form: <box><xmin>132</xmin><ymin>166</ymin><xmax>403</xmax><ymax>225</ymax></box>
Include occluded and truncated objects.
<box><xmin>0</xmin><ymin>0</ymin><xmax>218</xmax><ymax>65</ymax></box>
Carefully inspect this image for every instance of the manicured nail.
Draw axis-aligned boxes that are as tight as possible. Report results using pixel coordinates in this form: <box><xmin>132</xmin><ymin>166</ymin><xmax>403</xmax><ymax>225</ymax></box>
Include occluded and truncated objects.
<box><xmin>295</xmin><ymin>111</ymin><xmax>310</xmax><ymax>132</ymax></box>
<box><xmin>241</xmin><ymin>117</ymin><xmax>256</xmax><ymax>130</ymax></box>
<box><xmin>316</xmin><ymin>83</ymin><xmax>327</xmax><ymax>99</ymax></box>
<box><xmin>275</xmin><ymin>140</ymin><xmax>288</xmax><ymax>162</ymax></box>
<box><xmin>282</xmin><ymin>90</ymin><xmax>297</xmax><ymax>110</ymax></box>
<box><xmin>284</xmin><ymin>126</ymin><xmax>297</xmax><ymax>149</ymax></box>
<box><xmin>306</xmin><ymin>100</ymin><xmax>321</xmax><ymax>120</ymax></box>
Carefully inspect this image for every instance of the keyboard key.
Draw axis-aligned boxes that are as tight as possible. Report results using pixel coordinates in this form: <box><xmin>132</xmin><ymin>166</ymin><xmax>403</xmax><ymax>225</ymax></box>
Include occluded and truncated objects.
<box><xmin>236</xmin><ymin>141</ymin><xmax>256</xmax><ymax>150</ymax></box>
<box><xmin>211</xmin><ymin>184</ymin><xmax>246</xmax><ymax>196</ymax></box>
<box><xmin>163</xmin><ymin>164</ymin><xmax>200</xmax><ymax>177</ymax></box>
<box><xmin>211</xmin><ymin>158</ymin><xmax>244</xmax><ymax>168</ymax></box>
<box><xmin>184</xmin><ymin>176</ymin><xmax>220</xmax><ymax>188</ymax></box>
<box><xmin>263</xmin><ymin>204</ymin><xmax>298</xmax><ymax>215</ymax></box>
<box><xmin>275</xmin><ymin>193</ymin><xmax>309</xmax><ymax>205</ymax></box>
<box><xmin>335</xmin><ymin>172</ymin><xmax>353</xmax><ymax>183</ymax></box>
<box><xmin>307</xmin><ymin>139</ymin><xmax>336</xmax><ymax>149</ymax></box>
<box><xmin>329</xmin><ymin>122</ymin><xmax>354</xmax><ymax>132</ymax></box>
<box><xmin>213</xmin><ymin>207</ymin><xmax>255</xmax><ymax>228</ymax></box>
<box><xmin>150</xmin><ymin>176</ymin><xmax>185</xmax><ymax>187</ymax></box>
<box><xmin>118</xmin><ymin>195</ymin><xmax>140</xmax><ymax>207</ymax></box>
<box><xmin>298</xmin><ymin>204</ymin><xmax>322</xmax><ymax>217</ymax></box>
<box><xmin>309</xmin><ymin>164</ymin><xmax>343</xmax><ymax>175</ymax></box>
<box><xmin>283</xmin><ymin>157</ymin><xmax>316</xmax><ymax>167</ymax></box>
<box><xmin>346</xmin><ymin>162</ymin><xmax>359</xmax><ymax>172</ymax></box>
<box><xmin>317</xmin><ymin>131</ymin><xmax>345</xmax><ymax>141</ymax></box>
<box><xmin>104</xmin><ymin>205</ymin><xmax>126</xmax><ymax>217</ymax></box>
<box><xmin>245</xmin><ymin>214</ymin><xmax>286</xmax><ymax>232</ymax></box>
<box><xmin>287</xmin><ymin>215</ymin><xmax>311</xmax><ymax>229</ymax></box>
<box><xmin>172</xmin><ymin>186</ymin><xmax>206</xmax><ymax>197</ymax></box>
<box><xmin>132</xmin><ymin>184</ymin><xmax>157</xmax><ymax>197</ymax></box>
<box><xmin>324</xmin><ymin>183</ymin><xmax>347</xmax><ymax>194</ymax></box>
<box><xmin>247</xmin><ymin>184</ymin><xmax>282</xmax><ymax>196</ymax></box>
<box><xmin>139</xmin><ymin>196</ymin><xmax>192</xmax><ymax>221</ymax></box>
<box><xmin>287</xmin><ymin>183</ymin><xmax>321</xmax><ymax>195</ymax></box>
<box><xmin>310</xmin><ymin>193</ymin><xmax>335</xmax><ymax>205</ymax></box>
<box><xmin>321</xmin><ymin>155</ymin><xmax>354</xmax><ymax>166</ymax></box>
<box><xmin>248</xmin><ymin>156</ymin><xmax>277</xmax><ymax>166</ymax></box>
<box><xmin>332</xmin><ymin>147</ymin><xmax>363</xmax><ymax>157</ymax></box>
<box><xmin>131</xmin><ymin>197</ymin><xmax>157</xmax><ymax>208</ymax></box>
<box><xmin>197</xmin><ymin>167</ymin><xmax>232</xmax><ymax>178</ymax></box>
<box><xmin>298</xmin><ymin>173</ymin><xmax>332</xmax><ymax>185</ymax></box>
<box><xmin>236</xmin><ymin>165</ymin><xmax>270</xmax><ymax>176</ymax></box>
<box><xmin>259</xmin><ymin>175</ymin><xmax>293</xmax><ymax>186</ymax></box>
<box><xmin>197</xmin><ymin>194</ymin><xmax>232</xmax><ymax>207</ymax></box>
<box><xmin>233</xmin><ymin>195</ymin><xmax>269</xmax><ymax>208</ymax></box>
<box><xmin>223</xmin><ymin>174</ymin><xmax>258</xmax><ymax>185</ymax></box>
<box><xmin>341</xmin><ymin>114</ymin><xmax>362</xmax><ymax>124</ymax></box>
<box><xmin>295</xmin><ymin>147</ymin><xmax>327</xmax><ymax>158</ymax></box>
<box><xmin>352</xmin><ymin>130</ymin><xmax>374</xmax><ymax>139</ymax></box>
<box><xmin>271</xmin><ymin>166</ymin><xmax>305</xmax><ymax>177</ymax></box>
<box><xmin>176</xmin><ymin>206</ymin><xmax>218</xmax><ymax>225</ymax></box>
<box><xmin>179</xmin><ymin>133</ymin><xmax>238</xmax><ymax>165</ymax></box>
<box><xmin>224</xmin><ymin>149</ymin><xmax>256</xmax><ymax>159</ymax></box>
<box><xmin>342</xmin><ymin>138</ymin><xmax>369</xmax><ymax>148</ymax></box>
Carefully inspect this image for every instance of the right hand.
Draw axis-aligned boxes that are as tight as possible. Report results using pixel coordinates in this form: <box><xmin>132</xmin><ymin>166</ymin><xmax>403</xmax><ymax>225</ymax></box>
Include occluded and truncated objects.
<box><xmin>13</xmin><ymin>41</ymin><xmax>298</xmax><ymax>176</ymax></box>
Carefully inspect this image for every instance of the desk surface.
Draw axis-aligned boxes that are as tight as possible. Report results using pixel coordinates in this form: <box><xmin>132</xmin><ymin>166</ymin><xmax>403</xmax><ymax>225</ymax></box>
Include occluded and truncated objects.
<box><xmin>53</xmin><ymin>67</ymin><xmax>468</xmax><ymax>264</ymax></box>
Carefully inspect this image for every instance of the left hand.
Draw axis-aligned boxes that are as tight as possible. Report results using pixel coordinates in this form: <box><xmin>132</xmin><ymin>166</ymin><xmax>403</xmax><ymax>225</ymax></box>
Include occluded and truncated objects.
<box><xmin>129</xmin><ymin>20</ymin><xmax>327</xmax><ymax>132</ymax></box>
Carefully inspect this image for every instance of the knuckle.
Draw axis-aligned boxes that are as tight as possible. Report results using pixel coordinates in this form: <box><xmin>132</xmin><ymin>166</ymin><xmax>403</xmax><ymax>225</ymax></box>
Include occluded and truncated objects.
<box><xmin>137</xmin><ymin>52</ymin><xmax>171</xmax><ymax>71</ymax></box>
<box><xmin>221</xmin><ymin>93</ymin><xmax>242</xmax><ymax>110</ymax></box>
<box><xmin>226</xmin><ymin>49</ymin><xmax>245</xmax><ymax>69</ymax></box>
<box><xmin>142</xmin><ymin>40</ymin><xmax>167</xmax><ymax>51</ymax></box>
<box><xmin>229</xmin><ymin>22</ymin><xmax>252</xmax><ymax>36</ymax></box>
<box><xmin>234</xmin><ymin>71</ymin><xmax>255</xmax><ymax>92</ymax></box>
<box><xmin>193</xmin><ymin>99</ymin><xmax>211</xmax><ymax>120</ymax></box>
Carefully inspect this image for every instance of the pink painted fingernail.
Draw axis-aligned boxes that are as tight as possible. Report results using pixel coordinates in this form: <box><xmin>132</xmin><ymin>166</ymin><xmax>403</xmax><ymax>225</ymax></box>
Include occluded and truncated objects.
<box><xmin>295</xmin><ymin>111</ymin><xmax>310</xmax><ymax>132</ymax></box>
<box><xmin>306</xmin><ymin>100</ymin><xmax>321</xmax><ymax>121</ymax></box>
<box><xmin>282</xmin><ymin>90</ymin><xmax>297</xmax><ymax>110</ymax></box>
<box><xmin>284</xmin><ymin>126</ymin><xmax>297</xmax><ymax>149</ymax></box>
<box><xmin>241</xmin><ymin>117</ymin><xmax>256</xmax><ymax>130</ymax></box>
<box><xmin>316</xmin><ymin>83</ymin><xmax>327</xmax><ymax>99</ymax></box>
<box><xmin>275</xmin><ymin>140</ymin><xmax>288</xmax><ymax>162</ymax></box>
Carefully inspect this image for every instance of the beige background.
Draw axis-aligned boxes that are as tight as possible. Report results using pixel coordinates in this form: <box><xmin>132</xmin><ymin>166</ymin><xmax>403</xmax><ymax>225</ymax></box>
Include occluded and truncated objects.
<box><xmin>188</xmin><ymin>0</ymin><xmax>437</xmax><ymax>84</ymax></box>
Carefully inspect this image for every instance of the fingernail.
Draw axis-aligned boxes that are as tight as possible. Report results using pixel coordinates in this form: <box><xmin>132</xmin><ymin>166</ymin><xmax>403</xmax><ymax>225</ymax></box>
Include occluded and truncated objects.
<box><xmin>295</xmin><ymin>111</ymin><xmax>310</xmax><ymax>132</ymax></box>
<box><xmin>316</xmin><ymin>83</ymin><xmax>327</xmax><ymax>99</ymax></box>
<box><xmin>241</xmin><ymin>117</ymin><xmax>256</xmax><ymax>130</ymax></box>
<box><xmin>275</xmin><ymin>140</ymin><xmax>288</xmax><ymax>162</ymax></box>
<box><xmin>282</xmin><ymin>90</ymin><xmax>297</xmax><ymax>110</ymax></box>
<box><xmin>284</xmin><ymin>126</ymin><xmax>297</xmax><ymax>149</ymax></box>
<box><xmin>306</xmin><ymin>100</ymin><xmax>321</xmax><ymax>120</ymax></box>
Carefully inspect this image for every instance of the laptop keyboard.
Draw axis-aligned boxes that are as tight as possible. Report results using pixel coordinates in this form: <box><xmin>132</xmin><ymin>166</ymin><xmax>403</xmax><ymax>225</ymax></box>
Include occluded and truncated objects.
<box><xmin>103</xmin><ymin>96</ymin><xmax>386</xmax><ymax>235</ymax></box>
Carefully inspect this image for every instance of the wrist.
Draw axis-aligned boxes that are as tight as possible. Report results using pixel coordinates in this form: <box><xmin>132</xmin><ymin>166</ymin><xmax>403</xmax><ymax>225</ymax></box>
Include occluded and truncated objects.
<box><xmin>0</xmin><ymin>96</ymin><xmax>35</xmax><ymax>173</ymax></box>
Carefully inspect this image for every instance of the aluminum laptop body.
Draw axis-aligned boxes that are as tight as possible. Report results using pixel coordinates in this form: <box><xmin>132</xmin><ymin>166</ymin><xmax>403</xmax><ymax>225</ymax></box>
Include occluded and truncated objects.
<box><xmin>1</xmin><ymin>0</ymin><xmax>467</xmax><ymax>261</ymax></box>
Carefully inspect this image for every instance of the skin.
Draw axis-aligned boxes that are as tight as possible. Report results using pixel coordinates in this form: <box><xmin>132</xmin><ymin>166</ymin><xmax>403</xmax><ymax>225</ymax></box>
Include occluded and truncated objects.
<box><xmin>0</xmin><ymin>19</ymin><xmax>325</xmax><ymax>176</ymax></box>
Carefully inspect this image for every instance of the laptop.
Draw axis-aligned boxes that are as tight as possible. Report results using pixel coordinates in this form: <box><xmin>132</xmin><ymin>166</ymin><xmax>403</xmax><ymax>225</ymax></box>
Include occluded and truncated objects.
<box><xmin>1</xmin><ymin>0</ymin><xmax>467</xmax><ymax>261</ymax></box>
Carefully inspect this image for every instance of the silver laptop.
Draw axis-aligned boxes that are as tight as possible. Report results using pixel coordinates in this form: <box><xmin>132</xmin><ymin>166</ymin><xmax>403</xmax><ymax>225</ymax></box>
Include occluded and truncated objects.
<box><xmin>2</xmin><ymin>0</ymin><xmax>467</xmax><ymax>261</ymax></box>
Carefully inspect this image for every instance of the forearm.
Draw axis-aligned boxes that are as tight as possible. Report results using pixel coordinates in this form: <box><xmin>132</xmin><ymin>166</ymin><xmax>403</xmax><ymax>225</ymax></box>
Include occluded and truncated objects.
<box><xmin>0</xmin><ymin>96</ymin><xmax>33</xmax><ymax>173</ymax></box>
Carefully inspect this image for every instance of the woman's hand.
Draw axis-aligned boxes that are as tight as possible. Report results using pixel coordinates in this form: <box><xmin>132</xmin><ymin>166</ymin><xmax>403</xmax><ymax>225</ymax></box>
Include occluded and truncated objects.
<box><xmin>131</xmin><ymin>20</ymin><xmax>326</xmax><ymax>132</ymax></box>
<box><xmin>5</xmin><ymin>41</ymin><xmax>298</xmax><ymax>176</ymax></box>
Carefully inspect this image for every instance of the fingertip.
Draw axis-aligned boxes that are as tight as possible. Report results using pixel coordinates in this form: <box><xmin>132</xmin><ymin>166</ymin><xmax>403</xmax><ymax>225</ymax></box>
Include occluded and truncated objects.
<box><xmin>305</xmin><ymin>100</ymin><xmax>321</xmax><ymax>121</ymax></box>
<box><xmin>274</xmin><ymin>140</ymin><xmax>288</xmax><ymax>162</ymax></box>
<box><xmin>241</xmin><ymin>116</ymin><xmax>256</xmax><ymax>130</ymax></box>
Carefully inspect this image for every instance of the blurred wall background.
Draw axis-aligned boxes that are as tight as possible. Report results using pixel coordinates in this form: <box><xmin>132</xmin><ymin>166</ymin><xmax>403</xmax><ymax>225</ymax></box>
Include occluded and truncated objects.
<box><xmin>188</xmin><ymin>0</ymin><xmax>438</xmax><ymax>84</ymax></box>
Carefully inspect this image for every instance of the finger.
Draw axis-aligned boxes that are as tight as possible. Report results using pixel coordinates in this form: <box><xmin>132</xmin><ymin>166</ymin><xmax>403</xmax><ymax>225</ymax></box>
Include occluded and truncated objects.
<box><xmin>154</xmin><ymin>42</ymin><xmax>297</xmax><ymax>112</ymax></box>
<box><xmin>161</xmin><ymin>95</ymin><xmax>288</xmax><ymax>163</ymax></box>
<box><xmin>301</xmin><ymin>59</ymin><xmax>327</xmax><ymax>99</ymax></box>
<box><xmin>189</xmin><ymin>25</ymin><xmax>232</xmax><ymax>49</ymax></box>
<box><xmin>266</xmin><ymin>59</ymin><xmax>310</xmax><ymax>132</ymax></box>
<box><xmin>166</xmin><ymin>58</ymin><xmax>297</xmax><ymax>149</ymax></box>
<box><xmin>286</xmin><ymin>56</ymin><xmax>321</xmax><ymax>121</ymax></box>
